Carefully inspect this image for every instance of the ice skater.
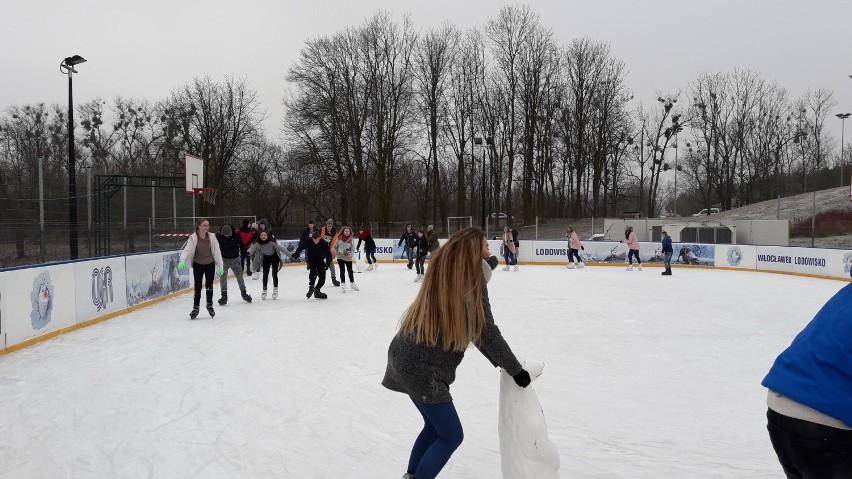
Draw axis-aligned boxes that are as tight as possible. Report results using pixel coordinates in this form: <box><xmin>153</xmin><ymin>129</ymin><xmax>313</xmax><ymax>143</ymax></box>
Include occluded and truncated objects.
<box><xmin>621</xmin><ymin>225</ymin><xmax>642</xmax><ymax>271</ymax></box>
<box><xmin>248</xmin><ymin>230</ymin><xmax>287</xmax><ymax>299</ymax></box>
<box><xmin>334</xmin><ymin>225</ymin><xmax>359</xmax><ymax>293</ymax></box>
<box><xmin>566</xmin><ymin>225</ymin><xmax>584</xmax><ymax>269</ymax></box>
<box><xmin>293</xmin><ymin>229</ymin><xmax>333</xmax><ymax>299</ymax></box>
<box><xmin>661</xmin><ymin>230</ymin><xmax>673</xmax><ymax>275</ymax></box>
<box><xmin>382</xmin><ymin>227</ymin><xmax>531</xmax><ymax>479</ymax></box>
<box><xmin>398</xmin><ymin>224</ymin><xmax>417</xmax><ymax>270</ymax></box>
<box><xmin>178</xmin><ymin>218</ymin><xmax>224</xmax><ymax>319</ymax></box>
<box><xmin>501</xmin><ymin>225</ymin><xmax>518</xmax><ymax>271</ymax></box>
<box><xmin>216</xmin><ymin>224</ymin><xmax>252</xmax><ymax>304</ymax></box>
<box><xmin>413</xmin><ymin>229</ymin><xmax>429</xmax><ymax>282</ymax></box>
<box><xmin>321</xmin><ymin>219</ymin><xmax>340</xmax><ymax>286</ymax></box>
<box><xmin>357</xmin><ymin>224</ymin><xmax>378</xmax><ymax>270</ymax></box>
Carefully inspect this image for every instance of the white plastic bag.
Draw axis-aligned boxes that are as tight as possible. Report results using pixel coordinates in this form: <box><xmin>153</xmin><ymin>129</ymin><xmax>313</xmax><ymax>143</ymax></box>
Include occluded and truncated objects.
<box><xmin>498</xmin><ymin>359</ymin><xmax>560</xmax><ymax>479</ymax></box>
<box><xmin>354</xmin><ymin>250</ymin><xmax>366</xmax><ymax>273</ymax></box>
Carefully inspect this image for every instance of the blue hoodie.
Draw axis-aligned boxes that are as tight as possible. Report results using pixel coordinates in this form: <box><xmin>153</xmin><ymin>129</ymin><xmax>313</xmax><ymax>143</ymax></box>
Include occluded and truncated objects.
<box><xmin>761</xmin><ymin>283</ymin><xmax>852</xmax><ymax>426</ymax></box>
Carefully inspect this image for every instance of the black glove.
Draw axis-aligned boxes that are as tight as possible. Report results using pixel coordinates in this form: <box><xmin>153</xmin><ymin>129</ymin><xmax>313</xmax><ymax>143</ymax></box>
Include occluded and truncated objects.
<box><xmin>512</xmin><ymin>369</ymin><xmax>531</xmax><ymax>388</ymax></box>
<box><xmin>486</xmin><ymin>255</ymin><xmax>499</xmax><ymax>270</ymax></box>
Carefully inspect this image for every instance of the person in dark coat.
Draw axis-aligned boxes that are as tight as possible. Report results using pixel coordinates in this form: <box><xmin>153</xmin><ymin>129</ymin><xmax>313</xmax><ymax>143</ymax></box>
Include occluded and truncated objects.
<box><xmin>397</xmin><ymin>224</ymin><xmax>418</xmax><ymax>270</ymax></box>
<box><xmin>293</xmin><ymin>230</ymin><xmax>333</xmax><ymax>299</ymax></box>
<box><xmin>382</xmin><ymin>227</ymin><xmax>530</xmax><ymax>479</ymax></box>
<box><xmin>216</xmin><ymin>224</ymin><xmax>251</xmax><ymax>304</ymax></box>
<box><xmin>412</xmin><ymin>229</ymin><xmax>430</xmax><ymax>282</ymax></box>
<box><xmin>357</xmin><ymin>224</ymin><xmax>378</xmax><ymax>270</ymax></box>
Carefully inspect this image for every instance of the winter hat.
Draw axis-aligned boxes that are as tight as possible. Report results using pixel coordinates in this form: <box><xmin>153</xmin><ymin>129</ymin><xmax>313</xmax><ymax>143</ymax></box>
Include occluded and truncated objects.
<box><xmin>326</xmin><ymin>218</ymin><xmax>334</xmax><ymax>225</ymax></box>
<box><xmin>221</xmin><ymin>225</ymin><xmax>233</xmax><ymax>236</ymax></box>
<box><xmin>242</xmin><ymin>219</ymin><xmax>250</xmax><ymax>227</ymax></box>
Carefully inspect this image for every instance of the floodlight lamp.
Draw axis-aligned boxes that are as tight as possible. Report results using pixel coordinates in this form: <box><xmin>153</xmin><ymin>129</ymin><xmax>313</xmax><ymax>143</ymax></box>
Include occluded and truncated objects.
<box><xmin>64</xmin><ymin>55</ymin><xmax>86</xmax><ymax>66</ymax></box>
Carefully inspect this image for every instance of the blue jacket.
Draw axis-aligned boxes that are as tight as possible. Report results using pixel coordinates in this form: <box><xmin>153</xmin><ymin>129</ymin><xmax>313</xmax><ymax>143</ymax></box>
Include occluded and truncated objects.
<box><xmin>661</xmin><ymin>236</ymin><xmax>673</xmax><ymax>253</ymax></box>
<box><xmin>761</xmin><ymin>283</ymin><xmax>852</xmax><ymax>426</ymax></box>
<box><xmin>398</xmin><ymin>229</ymin><xmax>417</xmax><ymax>248</ymax></box>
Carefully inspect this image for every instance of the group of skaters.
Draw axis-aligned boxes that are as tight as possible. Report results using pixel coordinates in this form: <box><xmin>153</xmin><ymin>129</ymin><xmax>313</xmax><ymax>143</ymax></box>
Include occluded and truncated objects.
<box><xmin>397</xmin><ymin>224</ymin><xmax>440</xmax><ymax>282</ymax></box>
<box><xmin>178</xmin><ymin>217</ymin><xmax>386</xmax><ymax>317</ymax></box>
<box><xmin>563</xmin><ymin>224</ymin><xmax>675</xmax><ymax>275</ymax></box>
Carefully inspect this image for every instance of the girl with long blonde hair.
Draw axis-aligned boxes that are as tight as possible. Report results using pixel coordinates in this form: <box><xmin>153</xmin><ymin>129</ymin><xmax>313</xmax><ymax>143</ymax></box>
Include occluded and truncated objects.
<box><xmin>382</xmin><ymin>227</ymin><xmax>531</xmax><ymax>479</ymax></box>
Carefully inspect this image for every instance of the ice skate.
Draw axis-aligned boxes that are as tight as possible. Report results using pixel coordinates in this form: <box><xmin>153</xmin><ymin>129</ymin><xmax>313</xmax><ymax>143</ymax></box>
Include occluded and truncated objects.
<box><xmin>331</xmin><ymin>277</ymin><xmax>341</xmax><ymax>287</ymax></box>
<box><xmin>218</xmin><ymin>291</ymin><xmax>228</xmax><ymax>306</ymax></box>
<box><xmin>261</xmin><ymin>289</ymin><xmax>267</xmax><ymax>300</ymax></box>
<box><xmin>407</xmin><ymin>261</ymin><xmax>413</xmax><ymax>270</ymax></box>
<box><xmin>306</xmin><ymin>285</ymin><xmax>314</xmax><ymax>299</ymax></box>
<box><xmin>206</xmin><ymin>303</ymin><xmax>215</xmax><ymax>318</ymax></box>
<box><xmin>251</xmin><ymin>272</ymin><xmax>259</xmax><ymax>280</ymax></box>
<box><xmin>373</xmin><ymin>263</ymin><xmax>378</xmax><ymax>270</ymax></box>
<box><xmin>414</xmin><ymin>274</ymin><xmax>422</xmax><ymax>283</ymax></box>
<box><xmin>513</xmin><ymin>265</ymin><xmax>519</xmax><ymax>272</ymax></box>
<box><xmin>350</xmin><ymin>283</ymin><xmax>359</xmax><ymax>291</ymax></box>
<box><xmin>566</xmin><ymin>263</ymin><xmax>575</xmax><ymax>269</ymax></box>
<box><xmin>638</xmin><ymin>264</ymin><xmax>643</xmax><ymax>271</ymax></box>
<box><xmin>502</xmin><ymin>265</ymin><xmax>510</xmax><ymax>271</ymax></box>
<box><xmin>313</xmin><ymin>289</ymin><xmax>328</xmax><ymax>299</ymax></box>
<box><xmin>240</xmin><ymin>289</ymin><xmax>252</xmax><ymax>303</ymax></box>
<box><xmin>272</xmin><ymin>287</ymin><xmax>278</xmax><ymax>300</ymax></box>
<box><xmin>626</xmin><ymin>265</ymin><xmax>633</xmax><ymax>271</ymax></box>
<box><xmin>578</xmin><ymin>262</ymin><xmax>585</xmax><ymax>268</ymax></box>
<box><xmin>366</xmin><ymin>264</ymin><xmax>373</xmax><ymax>271</ymax></box>
<box><xmin>189</xmin><ymin>305</ymin><xmax>200</xmax><ymax>319</ymax></box>
<box><xmin>341</xmin><ymin>284</ymin><xmax>347</xmax><ymax>293</ymax></box>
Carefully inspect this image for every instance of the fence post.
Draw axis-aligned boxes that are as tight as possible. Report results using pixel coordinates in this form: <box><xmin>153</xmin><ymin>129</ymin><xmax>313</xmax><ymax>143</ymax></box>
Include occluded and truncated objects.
<box><xmin>38</xmin><ymin>155</ymin><xmax>45</xmax><ymax>260</ymax></box>
<box><xmin>811</xmin><ymin>191</ymin><xmax>816</xmax><ymax>248</ymax></box>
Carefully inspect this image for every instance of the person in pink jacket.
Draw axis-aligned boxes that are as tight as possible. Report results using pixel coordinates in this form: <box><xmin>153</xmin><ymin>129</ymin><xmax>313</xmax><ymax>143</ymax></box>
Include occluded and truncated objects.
<box><xmin>621</xmin><ymin>225</ymin><xmax>642</xmax><ymax>271</ymax></box>
<box><xmin>566</xmin><ymin>225</ymin><xmax>584</xmax><ymax>269</ymax></box>
<box><xmin>178</xmin><ymin>218</ymin><xmax>224</xmax><ymax>319</ymax></box>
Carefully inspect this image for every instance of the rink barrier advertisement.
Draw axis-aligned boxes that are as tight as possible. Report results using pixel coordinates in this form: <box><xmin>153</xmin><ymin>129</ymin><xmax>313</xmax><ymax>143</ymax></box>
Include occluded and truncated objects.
<box><xmin>75</xmin><ymin>257</ymin><xmax>129</xmax><ymax>324</ymax></box>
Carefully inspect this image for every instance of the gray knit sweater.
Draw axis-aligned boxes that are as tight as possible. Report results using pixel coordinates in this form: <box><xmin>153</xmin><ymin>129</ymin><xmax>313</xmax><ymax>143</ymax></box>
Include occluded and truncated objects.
<box><xmin>381</xmin><ymin>261</ymin><xmax>523</xmax><ymax>404</ymax></box>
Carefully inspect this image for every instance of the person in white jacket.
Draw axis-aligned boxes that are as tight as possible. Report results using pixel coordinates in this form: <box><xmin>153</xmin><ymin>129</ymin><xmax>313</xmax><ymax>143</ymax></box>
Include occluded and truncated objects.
<box><xmin>178</xmin><ymin>218</ymin><xmax>224</xmax><ymax>319</ymax></box>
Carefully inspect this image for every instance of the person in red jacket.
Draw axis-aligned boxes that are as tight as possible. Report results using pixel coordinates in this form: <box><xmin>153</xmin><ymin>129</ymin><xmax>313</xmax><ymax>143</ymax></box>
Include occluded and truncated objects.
<box><xmin>237</xmin><ymin>219</ymin><xmax>255</xmax><ymax>274</ymax></box>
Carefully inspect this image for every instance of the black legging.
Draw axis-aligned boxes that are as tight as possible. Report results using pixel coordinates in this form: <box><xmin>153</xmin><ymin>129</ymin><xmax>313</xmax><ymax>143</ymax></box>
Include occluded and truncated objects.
<box><xmin>337</xmin><ymin>259</ymin><xmax>354</xmax><ymax>283</ymax></box>
<box><xmin>627</xmin><ymin>249</ymin><xmax>641</xmax><ymax>265</ymax></box>
<box><xmin>262</xmin><ymin>254</ymin><xmax>280</xmax><ymax>289</ymax></box>
<box><xmin>567</xmin><ymin>248</ymin><xmax>582</xmax><ymax>263</ymax></box>
<box><xmin>365</xmin><ymin>247</ymin><xmax>377</xmax><ymax>264</ymax></box>
<box><xmin>415</xmin><ymin>255</ymin><xmax>427</xmax><ymax>275</ymax></box>
<box><xmin>192</xmin><ymin>262</ymin><xmax>215</xmax><ymax>306</ymax></box>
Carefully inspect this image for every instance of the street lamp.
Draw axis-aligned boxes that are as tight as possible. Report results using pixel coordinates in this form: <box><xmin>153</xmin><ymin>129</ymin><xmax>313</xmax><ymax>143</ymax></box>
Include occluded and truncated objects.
<box><xmin>838</xmin><ymin>113</ymin><xmax>851</xmax><ymax>187</ymax></box>
<box><xmin>60</xmin><ymin>54</ymin><xmax>86</xmax><ymax>259</ymax></box>
<box><xmin>474</xmin><ymin>136</ymin><xmax>485</xmax><ymax>229</ymax></box>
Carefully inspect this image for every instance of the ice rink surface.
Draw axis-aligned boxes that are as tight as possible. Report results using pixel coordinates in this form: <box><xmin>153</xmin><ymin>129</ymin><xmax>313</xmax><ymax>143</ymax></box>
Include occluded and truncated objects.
<box><xmin>0</xmin><ymin>262</ymin><xmax>845</xmax><ymax>478</ymax></box>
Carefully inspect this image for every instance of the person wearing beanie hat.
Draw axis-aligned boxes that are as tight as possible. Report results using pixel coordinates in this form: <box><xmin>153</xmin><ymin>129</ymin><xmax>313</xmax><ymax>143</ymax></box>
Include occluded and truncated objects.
<box><xmin>216</xmin><ymin>224</ymin><xmax>252</xmax><ymax>304</ymax></box>
<box><xmin>319</xmin><ymin>219</ymin><xmax>340</xmax><ymax>287</ymax></box>
<box><xmin>334</xmin><ymin>226</ymin><xmax>359</xmax><ymax>292</ymax></box>
<box><xmin>382</xmin><ymin>227</ymin><xmax>530</xmax><ymax>478</ymax></box>
<box><xmin>425</xmin><ymin>224</ymin><xmax>440</xmax><ymax>255</ymax></box>
<box><xmin>357</xmin><ymin>224</ymin><xmax>378</xmax><ymax>271</ymax></box>
<box><xmin>621</xmin><ymin>225</ymin><xmax>642</xmax><ymax>271</ymax></box>
<box><xmin>247</xmin><ymin>230</ymin><xmax>287</xmax><ymax>300</ymax></box>
<box><xmin>237</xmin><ymin>219</ymin><xmax>256</xmax><ymax>275</ymax></box>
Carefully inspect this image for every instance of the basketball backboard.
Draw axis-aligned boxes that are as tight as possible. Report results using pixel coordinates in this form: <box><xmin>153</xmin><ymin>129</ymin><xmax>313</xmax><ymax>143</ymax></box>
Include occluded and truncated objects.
<box><xmin>184</xmin><ymin>153</ymin><xmax>203</xmax><ymax>193</ymax></box>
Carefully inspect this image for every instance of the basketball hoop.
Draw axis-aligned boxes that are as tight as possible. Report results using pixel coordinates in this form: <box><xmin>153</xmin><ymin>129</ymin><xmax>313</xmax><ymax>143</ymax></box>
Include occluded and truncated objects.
<box><xmin>193</xmin><ymin>187</ymin><xmax>218</xmax><ymax>205</ymax></box>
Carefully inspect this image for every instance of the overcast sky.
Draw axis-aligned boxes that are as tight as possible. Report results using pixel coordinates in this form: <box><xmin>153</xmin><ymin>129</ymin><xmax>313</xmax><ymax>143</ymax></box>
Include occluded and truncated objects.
<box><xmin>2</xmin><ymin>0</ymin><xmax>851</xmax><ymax>139</ymax></box>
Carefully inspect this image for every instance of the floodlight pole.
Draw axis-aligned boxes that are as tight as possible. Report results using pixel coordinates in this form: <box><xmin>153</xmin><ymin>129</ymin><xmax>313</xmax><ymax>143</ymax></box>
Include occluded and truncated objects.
<box><xmin>60</xmin><ymin>55</ymin><xmax>86</xmax><ymax>259</ymax></box>
<box><xmin>837</xmin><ymin>113</ymin><xmax>850</xmax><ymax>187</ymax></box>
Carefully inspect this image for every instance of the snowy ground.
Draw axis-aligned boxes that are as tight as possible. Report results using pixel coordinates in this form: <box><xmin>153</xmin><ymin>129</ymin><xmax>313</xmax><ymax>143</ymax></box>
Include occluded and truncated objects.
<box><xmin>0</xmin><ymin>262</ymin><xmax>844</xmax><ymax>478</ymax></box>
